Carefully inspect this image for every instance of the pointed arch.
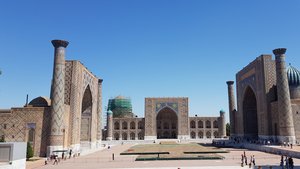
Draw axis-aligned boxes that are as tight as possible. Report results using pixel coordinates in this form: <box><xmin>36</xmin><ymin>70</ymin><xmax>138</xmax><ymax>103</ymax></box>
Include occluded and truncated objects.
<box><xmin>156</xmin><ymin>107</ymin><xmax>178</xmax><ymax>139</ymax></box>
<box><xmin>242</xmin><ymin>86</ymin><xmax>258</xmax><ymax>139</ymax></box>
<box><xmin>80</xmin><ymin>85</ymin><xmax>93</xmax><ymax>142</ymax></box>
<box><xmin>190</xmin><ymin>120</ymin><xmax>196</xmax><ymax>128</ymax></box>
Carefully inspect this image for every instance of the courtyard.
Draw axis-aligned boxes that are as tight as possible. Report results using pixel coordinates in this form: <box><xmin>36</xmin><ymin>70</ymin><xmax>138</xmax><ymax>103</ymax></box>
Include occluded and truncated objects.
<box><xmin>26</xmin><ymin>142</ymin><xmax>300</xmax><ymax>169</ymax></box>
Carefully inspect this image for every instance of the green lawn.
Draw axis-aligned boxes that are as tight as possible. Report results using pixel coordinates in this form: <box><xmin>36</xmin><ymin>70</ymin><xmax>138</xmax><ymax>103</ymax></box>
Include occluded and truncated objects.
<box><xmin>121</xmin><ymin>141</ymin><xmax>228</xmax><ymax>161</ymax></box>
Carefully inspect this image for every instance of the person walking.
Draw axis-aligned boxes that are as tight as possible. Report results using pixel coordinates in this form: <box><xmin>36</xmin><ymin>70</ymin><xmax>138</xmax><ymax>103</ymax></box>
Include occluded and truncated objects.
<box><xmin>241</xmin><ymin>154</ymin><xmax>244</xmax><ymax>166</ymax></box>
<box><xmin>280</xmin><ymin>155</ymin><xmax>284</xmax><ymax>169</ymax></box>
<box><xmin>285</xmin><ymin>156</ymin><xmax>289</xmax><ymax>169</ymax></box>
<box><xmin>289</xmin><ymin>157</ymin><xmax>294</xmax><ymax>169</ymax></box>
<box><xmin>53</xmin><ymin>155</ymin><xmax>58</xmax><ymax>165</ymax></box>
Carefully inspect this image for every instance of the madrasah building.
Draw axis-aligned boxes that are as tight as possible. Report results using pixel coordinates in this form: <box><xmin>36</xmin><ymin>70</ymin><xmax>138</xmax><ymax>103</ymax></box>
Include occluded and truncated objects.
<box><xmin>0</xmin><ymin>39</ymin><xmax>226</xmax><ymax>157</ymax></box>
<box><xmin>227</xmin><ymin>48</ymin><xmax>300</xmax><ymax>144</ymax></box>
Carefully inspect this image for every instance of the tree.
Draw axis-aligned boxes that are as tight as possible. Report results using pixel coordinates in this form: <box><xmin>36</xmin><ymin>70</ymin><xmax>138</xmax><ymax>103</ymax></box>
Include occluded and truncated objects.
<box><xmin>26</xmin><ymin>142</ymin><xmax>34</xmax><ymax>160</ymax></box>
<box><xmin>226</xmin><ymin>123</ymin><xmax>230</xmax><ymax>136</ymax></box>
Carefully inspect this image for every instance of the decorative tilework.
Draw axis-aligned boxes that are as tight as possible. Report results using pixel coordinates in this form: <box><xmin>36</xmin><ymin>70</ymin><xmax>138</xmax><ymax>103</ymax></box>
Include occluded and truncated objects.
<box><xmin>155</xmin><ymin>102</ymin><xmax>178</xmax><ymax>114</ymax></box>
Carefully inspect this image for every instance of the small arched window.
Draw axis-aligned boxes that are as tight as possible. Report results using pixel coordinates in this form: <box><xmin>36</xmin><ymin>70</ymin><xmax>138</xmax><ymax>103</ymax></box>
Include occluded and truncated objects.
<box><xmin>190</xmin><ymin>120</ymin><xmax>196</xmax><ymax>128</ymax></box>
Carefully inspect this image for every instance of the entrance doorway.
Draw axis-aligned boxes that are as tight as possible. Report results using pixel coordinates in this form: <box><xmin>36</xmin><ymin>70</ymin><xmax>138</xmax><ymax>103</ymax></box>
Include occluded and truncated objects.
<box><xmin>156</xmin><ymin>107</ymin><xmax>178</xmax><ymax>139</ymax></box>
<box><xmin>243</xmin><ymin>86</ymin><xmax>258</xmax><ymax>139</ymax></box>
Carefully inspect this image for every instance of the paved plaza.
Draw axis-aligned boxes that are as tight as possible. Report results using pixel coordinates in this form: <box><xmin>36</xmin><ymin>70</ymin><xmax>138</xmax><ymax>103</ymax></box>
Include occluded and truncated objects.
<box><xmin>26</xmin><ymin>143</ymin><xmax>300</xmax><ymax>169</ymax></box>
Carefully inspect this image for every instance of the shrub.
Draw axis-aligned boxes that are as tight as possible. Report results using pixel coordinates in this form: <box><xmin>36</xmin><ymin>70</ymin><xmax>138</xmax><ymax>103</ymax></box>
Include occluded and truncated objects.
<box><xmin>0</xmin><ymin>136</ymin><xmax>5</xmax><ymax>142</ymax></box>
<box><xmin>26</xmin><ymin>142</ymin><xmax>34</xmax><ymax>160</ymax></box>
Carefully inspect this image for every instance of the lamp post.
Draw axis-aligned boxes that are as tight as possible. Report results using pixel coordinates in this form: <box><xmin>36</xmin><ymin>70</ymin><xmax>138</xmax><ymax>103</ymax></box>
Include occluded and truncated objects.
<box><xmin>62</xmin><ymin>128</ymin><xmax>65</xmax><ymax>149</ymax></box>
<box><xmin>62</xmin><ymin>125</ymin><xmax>67</xmax><ymax>150</ymax></box>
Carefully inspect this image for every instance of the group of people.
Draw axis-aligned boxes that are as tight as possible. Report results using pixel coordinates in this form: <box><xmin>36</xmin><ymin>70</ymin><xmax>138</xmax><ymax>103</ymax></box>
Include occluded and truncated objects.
<box><xmin>280</xmin><ymin>155</ymin><xmax>294</xmax><ymax>169</ymax></box>
<box><xmin>282</xmin><ymin>142</ymin><xmax>293</xmax><ymax>149</ymax></box>
<box><xmin>241</xmin><ymin>151</ymin><xmax>255</xmax><ymax>168</ymax></box>
<box><xmin>44</xmin><ymin>149</ymin><xmax>74</xmax><ymax>165</ymax></box>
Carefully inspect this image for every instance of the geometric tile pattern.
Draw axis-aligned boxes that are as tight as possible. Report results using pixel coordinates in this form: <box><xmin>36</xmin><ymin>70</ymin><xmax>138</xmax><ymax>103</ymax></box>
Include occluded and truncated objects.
<box><xmin>67</xmin><ymin>61</ymin><xmax>101</xmax><ymax>145</ymax></box>
<box><xmin>64</xmin><ymin>61</ymin><xmax>73</xmax><ymax>105</ymax></box>
<box><xmin>155</xmin><ymin>102</ymin><xmax>178</xmax><ymax>114</ymax></box>
<box><xmin>275</xmin><ymin>54</ymin><xmax>295</xmax><ymax>137</ymax></box>
<box><xmin>144</xmin><ymin>98</ymin><xmax>189</xmax><ymax>138</ymax></box>
<box><xmin>97</xmin><ymin>81</ymin><xmax>102</xmax><ymax>141</ymax></box>
<box><xmin>50</xmin><ymin>46</ymin><xmax>65</xmax><ymax>143</ymax></box>
<box><xmin>0</xmin><ymin>40</ymin><xmax>102</xmax><ymax>156</ymax></box>
<box><xmin>233</xmin><ymin>51</ymin><xmax>299</xmax><ymax>143</ymax></box>
<box><xmin>0</xmin><ymin>107</ymin><xmax>51</xmax><ymax>156</ymax></box>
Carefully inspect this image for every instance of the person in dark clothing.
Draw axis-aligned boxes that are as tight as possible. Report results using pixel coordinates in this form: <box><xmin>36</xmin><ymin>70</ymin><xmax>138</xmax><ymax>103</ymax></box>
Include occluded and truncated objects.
<box><xmin>69</xmin><ymin>149</ymin><xmax>72</xmax><ymax>159</ymax></box>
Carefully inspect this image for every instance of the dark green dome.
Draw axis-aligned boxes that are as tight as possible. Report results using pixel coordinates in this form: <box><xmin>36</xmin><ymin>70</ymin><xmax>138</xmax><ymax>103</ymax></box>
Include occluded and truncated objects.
<box><xmin>287</xmin><ymin>65</ymin><xmax>300</xmax><ymax>86</ymax></box>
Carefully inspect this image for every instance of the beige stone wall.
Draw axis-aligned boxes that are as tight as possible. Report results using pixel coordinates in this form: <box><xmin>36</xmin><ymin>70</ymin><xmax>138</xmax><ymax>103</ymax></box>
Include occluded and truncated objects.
<box><xmin>189</xmin><ymin>117</ymin><xmax>219</xmax><ymax>138</ymax></box>
<box><xmin>112</xmin><ymin>118</ymin><xmax>144</xmax><ymax>140</ymax></box>
<box><xmin>0</xmin><ymin>107</ymin><xmax>50</xmax><ymax>156</ymax></box>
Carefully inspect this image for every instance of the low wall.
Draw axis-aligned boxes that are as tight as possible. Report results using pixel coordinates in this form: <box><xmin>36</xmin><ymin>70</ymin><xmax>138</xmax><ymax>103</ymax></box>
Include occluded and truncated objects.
<box><xmin>243</xmin><ymin>144</ymin><xmax>300</xmax><ymax>158</ymax></box>
<box><xmin>0</xmin><ymin>142</ymin><xmax>26</xmax><ymax>169</ymax></box>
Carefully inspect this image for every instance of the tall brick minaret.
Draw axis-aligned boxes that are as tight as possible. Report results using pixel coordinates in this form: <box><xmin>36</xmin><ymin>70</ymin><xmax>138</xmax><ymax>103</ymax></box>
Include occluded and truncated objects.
<box><xmin>106</xmin><ymin>110</ymin><xmax>113</xmax><ymax>141</ymax></box>
<box><xmin>97</xmin><ymin>79</ymin><xmax>103</xmax><ymax>145</ymax></box>
<box><xmin>273</xmin><ymin>48</ymin><xmax>296</xmax><ymax>144</ymax></box>
<box><xmin>49</xmin><ymin>40</ymin><xmax>69</xmax><ymax>153</ymax></box>
<box><xmin>226</xmin><ymin>81</ymin><xmax>236</xmax><ymax>138</ymax></box>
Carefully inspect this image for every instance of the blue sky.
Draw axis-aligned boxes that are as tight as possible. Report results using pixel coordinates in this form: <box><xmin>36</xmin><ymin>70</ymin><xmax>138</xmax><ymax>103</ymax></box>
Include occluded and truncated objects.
<box><xmin>1</xmin><ymin>1</ymin><xmax>300</xmax><ymax>122</ymax></box>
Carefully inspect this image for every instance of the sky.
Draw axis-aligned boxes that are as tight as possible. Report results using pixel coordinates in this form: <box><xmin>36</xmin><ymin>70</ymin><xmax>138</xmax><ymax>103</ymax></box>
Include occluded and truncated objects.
<box><xmin>1</xmin><ymin>1</ymin><xmax>300</xmax><ymax>122</ymax></box>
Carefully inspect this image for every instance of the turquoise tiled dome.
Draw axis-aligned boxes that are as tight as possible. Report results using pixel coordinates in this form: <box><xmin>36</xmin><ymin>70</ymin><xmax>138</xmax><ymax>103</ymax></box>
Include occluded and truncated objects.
<box><xmin>287</xmin><ymin>64</ymin><xmax>300</xmax><ymax>86</ymax></box>
<box><xmin>107</xmin><ymin>110</ymin><xmax>113</xmax><ymax>115</ymax></box>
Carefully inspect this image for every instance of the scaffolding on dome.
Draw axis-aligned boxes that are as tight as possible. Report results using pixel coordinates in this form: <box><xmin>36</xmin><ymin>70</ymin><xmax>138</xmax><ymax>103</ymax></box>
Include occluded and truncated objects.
<box><xmin>107</xmin><ymin>96</ymin><xmax>133</xmax><ymax>118</ymax></box>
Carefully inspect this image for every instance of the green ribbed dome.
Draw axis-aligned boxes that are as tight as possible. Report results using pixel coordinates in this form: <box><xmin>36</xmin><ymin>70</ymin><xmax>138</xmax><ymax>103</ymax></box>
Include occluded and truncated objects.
<box><xmin>287</xmin><ymin>65</ymin><xmax>300</xmax><ymax>86</ymax></box>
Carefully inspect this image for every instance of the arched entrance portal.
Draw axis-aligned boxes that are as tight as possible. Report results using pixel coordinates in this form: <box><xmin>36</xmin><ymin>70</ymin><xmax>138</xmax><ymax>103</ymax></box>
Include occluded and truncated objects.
<box><xmin>243</xmin><ymin>86</ymin><xmax>258</xmax><ymax>139</ymax></box>
<box><xmin>80</xmin><ymin>85</ymin><xmax>92</xmax><ymax>142</ymax></box>
<box><xmin>156</xmin><ymin>107</ymin><xmax>177</xmax><ymax>139</ymax></box>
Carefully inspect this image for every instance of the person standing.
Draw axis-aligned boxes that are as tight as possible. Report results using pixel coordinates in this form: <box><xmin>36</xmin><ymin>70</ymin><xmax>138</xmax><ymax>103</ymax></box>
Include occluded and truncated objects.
<box><xmin>69</xmin><ymin>149</ymin><xmax>72</xmax><ymax>159</ymax></box>
<box><xmin>252</xmin><ymin>155</ymin><xmax>255</xmax><ymax>166</ymax></box>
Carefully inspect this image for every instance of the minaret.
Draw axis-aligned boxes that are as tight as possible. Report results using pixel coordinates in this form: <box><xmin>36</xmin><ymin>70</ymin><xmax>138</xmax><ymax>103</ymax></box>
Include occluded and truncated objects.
<box><xmin>48</xmin><ymin>40</ymin><xmax>69</xmax><ymax>153</ymax></box>
<box><xmin>106</xmin><ymin>110</ymin><xmax>113</xmax><ymax>140</ymax></box>
<box><xmin>226</xmin><ymin>81</ymin><xmax>236</xmax><ymax>138</ymax></box>
<box><xmin>218</xmin><ymin>110</ymin><xmax>226</xmax><ymax>138</ymax></box>
<box><xmin>273</xmin><ymin>48</ymin><xmax>296</xmax><ymax>144</ymax></box>
<box><xmin>97</xmin><ymin>79</ymin><xmax>103</xmax><ymax>145</ymax></box>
